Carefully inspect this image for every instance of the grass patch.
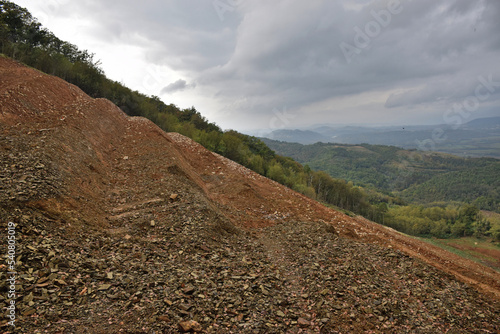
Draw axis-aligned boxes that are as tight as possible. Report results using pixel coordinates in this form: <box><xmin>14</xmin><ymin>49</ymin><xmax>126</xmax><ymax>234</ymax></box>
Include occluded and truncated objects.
<box><xmin>418</xmin><ymin>236</ymin><xmax>500</xmax><ymax>273</ymax></box>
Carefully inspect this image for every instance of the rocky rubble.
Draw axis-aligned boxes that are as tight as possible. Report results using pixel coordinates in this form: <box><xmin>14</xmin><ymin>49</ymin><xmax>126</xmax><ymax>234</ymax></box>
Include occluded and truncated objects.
<box><xmin>1</xmin><ymin>210</ymin><xmax>498</xmax><ymax>333</ymax></box>
<box><xmin>0</xmin><ymin>129</ymin><xmax>64</xmax><ymax>205</ymax></box>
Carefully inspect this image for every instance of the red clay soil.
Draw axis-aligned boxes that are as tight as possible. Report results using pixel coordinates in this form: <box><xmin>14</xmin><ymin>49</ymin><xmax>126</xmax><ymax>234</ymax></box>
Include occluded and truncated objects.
<box><xmin>1</xmin><ymin>57</ymin><xmax>499</xmax><ymax>333</ymax></box>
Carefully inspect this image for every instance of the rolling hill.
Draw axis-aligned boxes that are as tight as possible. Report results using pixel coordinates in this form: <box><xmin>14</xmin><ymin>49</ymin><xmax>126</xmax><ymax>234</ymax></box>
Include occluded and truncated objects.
<box><xmin>261</xmin><ymin>139</ymin><xmax>500</xmax><ymax>212</ymax></box>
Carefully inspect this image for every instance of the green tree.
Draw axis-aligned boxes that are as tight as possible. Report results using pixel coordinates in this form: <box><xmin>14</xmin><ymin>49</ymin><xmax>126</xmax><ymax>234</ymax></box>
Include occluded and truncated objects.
<box><xmin>249</xmin><ymin>155</ymin><xmax>265</xmax><ymax>175</ymax></box>
<box><xmin>267</xmin><ymin>162</ymin><xmax>287</xmax><ymax>184</ymax></box>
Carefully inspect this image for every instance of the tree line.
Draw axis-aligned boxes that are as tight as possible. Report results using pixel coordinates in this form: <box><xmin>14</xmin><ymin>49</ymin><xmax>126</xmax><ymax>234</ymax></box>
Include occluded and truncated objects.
<box><xmin>384</xmin><ymin>203</ymin><xmax>496</xmax><ymax>239</ymax></box>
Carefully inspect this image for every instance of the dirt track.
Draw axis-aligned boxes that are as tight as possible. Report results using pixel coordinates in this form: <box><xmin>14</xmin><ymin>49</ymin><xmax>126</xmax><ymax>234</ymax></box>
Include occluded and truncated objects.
<box><xmin>1</xmin><ymin>57</ymin><xmax>499</xmax><ymax>333</ymax></box>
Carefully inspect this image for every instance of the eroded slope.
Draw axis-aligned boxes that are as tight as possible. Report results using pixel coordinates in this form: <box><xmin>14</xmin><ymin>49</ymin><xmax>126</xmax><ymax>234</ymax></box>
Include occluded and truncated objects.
<box><xmin>0</xmin><ymin>57</ymin><xmax>499</xmax><ymax>333</ymax></box>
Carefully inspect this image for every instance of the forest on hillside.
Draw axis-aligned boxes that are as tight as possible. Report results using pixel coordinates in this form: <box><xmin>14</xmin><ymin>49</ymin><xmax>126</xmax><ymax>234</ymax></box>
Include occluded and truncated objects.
<box><xmin>262</xmin><ymin>140</ymin><xmax>500</xmax><ymax>212</ymax></box>
<box><xmin>1</xmin><ymin>1</ymin><xmax>498</xmax><ymax>241</ymax></box>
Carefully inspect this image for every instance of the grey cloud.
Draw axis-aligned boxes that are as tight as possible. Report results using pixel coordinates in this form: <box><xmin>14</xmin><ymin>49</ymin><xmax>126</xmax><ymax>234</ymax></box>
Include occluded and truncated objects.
<box><xmin>161</xmin><ymin>79</ymin><xmax>195</xmax><ymax>94</ymax></box>
<box><xmin>28</xmin><ymin>0</ymin><xmax>500</xmax><ymax>129</ymax></box>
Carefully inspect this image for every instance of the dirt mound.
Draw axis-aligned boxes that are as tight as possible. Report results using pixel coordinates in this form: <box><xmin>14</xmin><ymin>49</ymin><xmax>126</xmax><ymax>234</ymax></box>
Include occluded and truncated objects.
<box><xmin>1</xmin><ymin>57</ymin><xmax>499</xmax><ymax>333</ymax></box>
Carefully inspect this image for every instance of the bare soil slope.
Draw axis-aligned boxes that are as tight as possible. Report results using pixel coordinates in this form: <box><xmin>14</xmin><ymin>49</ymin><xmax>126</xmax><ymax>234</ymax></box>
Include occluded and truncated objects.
<box><xmin>1</xmin><ymin>57</ymin><xmax>499</xmax><ymax>333</ymax></box>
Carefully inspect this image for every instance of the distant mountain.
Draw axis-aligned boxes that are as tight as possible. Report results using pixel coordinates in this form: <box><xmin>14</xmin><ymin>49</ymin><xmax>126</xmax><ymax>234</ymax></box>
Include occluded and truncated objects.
<box><xmin>261</xmin><ymin>117</ymin><xmax>500</xmax><ymax>158</ymax></box>
<box><xmin>264</xmin><ymin>129</ymin><xmax>331</xmax><ymax>144</ymax></box>
<box><xmin>464</xmin><ymin>116</ymin><xmax>500</xmax><ymax>129</ymax></box>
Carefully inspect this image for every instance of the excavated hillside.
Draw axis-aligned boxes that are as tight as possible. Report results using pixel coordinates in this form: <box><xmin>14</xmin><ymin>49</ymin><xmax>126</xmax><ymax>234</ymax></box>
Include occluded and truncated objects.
<box><xmin>0</xmin><ymin>57</ymin><xmax>499</xmax><ymax>333</ymax></box>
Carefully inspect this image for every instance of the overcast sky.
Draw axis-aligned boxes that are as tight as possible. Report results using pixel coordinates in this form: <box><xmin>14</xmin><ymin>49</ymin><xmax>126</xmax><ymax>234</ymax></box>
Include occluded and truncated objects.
<box><xmin>13</xmin><ymin>0</ymin><xmax>500</xmax><ymax>132</ymax></box>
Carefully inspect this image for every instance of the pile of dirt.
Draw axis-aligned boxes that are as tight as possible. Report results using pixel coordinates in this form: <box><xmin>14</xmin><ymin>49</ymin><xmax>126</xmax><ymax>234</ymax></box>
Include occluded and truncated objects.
<box><xmin>0</xmin><ymin>57</ymin><xmax>499</xmax><ymax>333</ymax></box>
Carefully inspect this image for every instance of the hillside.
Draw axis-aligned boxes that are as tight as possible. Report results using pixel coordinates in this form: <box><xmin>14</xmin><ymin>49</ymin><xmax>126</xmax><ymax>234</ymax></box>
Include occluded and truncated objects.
<box><xmin>261</xmin><ymin>139</ymin><xmax>500</xmax><ymax>212</ymax></box>
<box><xmin>1</xmin><ymin>57</ymin><xmax>500</xmax><ymax>333</ymax></box>
<box><xmin>0</xmin><ymin>0</ymin><xmax>393</xmax><ymax>226</ymax></box>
